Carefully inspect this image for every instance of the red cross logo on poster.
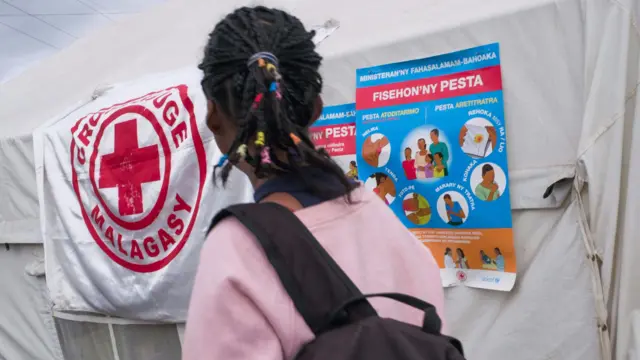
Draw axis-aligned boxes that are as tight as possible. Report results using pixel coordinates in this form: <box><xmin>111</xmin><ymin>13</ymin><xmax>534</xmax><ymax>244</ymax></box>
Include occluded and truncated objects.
<box><xmin>70</xmin><ymin>85</ymin><xmax>207</xmax><ymax>273</ymax></box>
<box><xmin>456</xmin><ymin>270</ymin><xmax>467</xmax><ymax>282</ymax></box>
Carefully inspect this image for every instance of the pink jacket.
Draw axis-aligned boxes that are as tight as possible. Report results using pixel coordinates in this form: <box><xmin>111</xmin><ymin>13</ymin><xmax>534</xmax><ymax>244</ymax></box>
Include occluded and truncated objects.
<box><xmin>183</xmin><ymin>187</ymin><xmax>445</xmax><ymax>359</ymax></box>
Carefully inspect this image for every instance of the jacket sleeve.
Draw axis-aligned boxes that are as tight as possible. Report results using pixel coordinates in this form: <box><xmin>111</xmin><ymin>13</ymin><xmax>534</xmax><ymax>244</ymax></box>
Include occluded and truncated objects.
<box><xmin>182</xmin><ymin>220</ymin><xmax>284</xmax><ymax>360</ymax></box>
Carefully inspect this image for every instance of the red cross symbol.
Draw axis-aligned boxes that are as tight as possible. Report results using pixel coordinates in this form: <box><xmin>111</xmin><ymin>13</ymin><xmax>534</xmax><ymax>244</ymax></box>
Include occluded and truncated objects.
<box><xmin>98</xmin><ymin>119</ymin><xmax>160</xmax><ymax>216</ymax></box>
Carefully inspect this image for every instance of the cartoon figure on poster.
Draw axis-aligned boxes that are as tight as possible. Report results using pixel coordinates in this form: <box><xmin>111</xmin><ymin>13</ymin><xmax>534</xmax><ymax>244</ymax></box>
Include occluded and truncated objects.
<box><xmin>355</xmin><ymin>43</ymin><xmax>516</xmax><ymax>291</ymax></box>
<box><xmin>436</xmin><ymin>191</ymin><xmax>468</xmax><ymax>227</ymax></box>
<box><xmin>401</xmin><ymin>126</ymin><xmax>451</xmax><ymax>181</ymax></box>
<box><xmin>364</xmin><ymin>172</ymin><xmax>396</xmax><ymax>205</ymax></box>
<box><xmin>346</xmin><ymin>160</ymin><xmax>359</xmax><ymax>180</ymax></box>
<box><xmin>362</xmin><ymin>133</ymin><xmax>391</xmax><ymax>168</ymax></box>
<box><xmin>402</xmin><ymin>192</ymin><xmax>432</xmax><ymax>225</ymax></box>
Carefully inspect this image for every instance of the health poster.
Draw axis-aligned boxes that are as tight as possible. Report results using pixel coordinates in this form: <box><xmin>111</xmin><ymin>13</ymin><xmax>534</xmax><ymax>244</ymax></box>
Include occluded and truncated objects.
<box><xmin>355</xmin><ymin>43</ymin><xmax>515</xmax><ymax>291</ymax></box>
<box><xmin>310</xmin><ymin>103</ymin><xmax>358</xmax><ymax>180</ymax></box>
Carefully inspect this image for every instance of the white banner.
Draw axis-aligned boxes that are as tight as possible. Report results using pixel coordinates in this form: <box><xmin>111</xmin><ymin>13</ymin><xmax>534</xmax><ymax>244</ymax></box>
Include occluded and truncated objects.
<box><xmin>36</xmin><ymin>68</ymin><xmax>253</xmax><ymax>321</ymax></box>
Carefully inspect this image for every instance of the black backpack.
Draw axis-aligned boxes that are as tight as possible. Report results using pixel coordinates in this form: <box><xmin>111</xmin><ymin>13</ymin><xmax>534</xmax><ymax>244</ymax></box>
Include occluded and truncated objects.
<box><xmin>210</xmin><ymin>202</ymin><xmax>465</xmax><ymax>360</ymax></box>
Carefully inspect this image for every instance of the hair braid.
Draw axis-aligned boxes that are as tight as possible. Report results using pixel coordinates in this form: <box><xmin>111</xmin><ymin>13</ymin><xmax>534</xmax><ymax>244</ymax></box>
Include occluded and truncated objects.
<box><xmin>200</xmin><ymin>6</ymin><xmax>357</xmax><ymax>202</ymax></box>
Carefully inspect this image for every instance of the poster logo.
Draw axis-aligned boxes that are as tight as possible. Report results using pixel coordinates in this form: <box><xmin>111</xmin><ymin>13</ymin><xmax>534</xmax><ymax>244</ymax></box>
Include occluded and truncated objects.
<box><xmin>70</xmin><ymin>85</ymin><xmax>207</xmax><ymax>273</ymax></box>
<box><xmin>456</xmin><ymin>270</ymin><xmax>467</xmax><ymax>282</ymax></box>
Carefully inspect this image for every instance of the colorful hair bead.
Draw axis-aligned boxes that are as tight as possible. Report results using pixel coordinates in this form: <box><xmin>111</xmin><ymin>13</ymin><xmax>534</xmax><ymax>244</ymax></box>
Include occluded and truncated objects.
<box><xmin>255</xmin><ymin>131</ymin><xmax>265</xmax><ymax>146</ymax></box>
<box><xmin>269</xmin><ymin>82</ymin><xmax>278</xmax><ymax>92</ymax></box>
<box><xmin>290</xmin><ymin>133</ymin><xmax>301</xmax><ymax>145</ymax></box>
<box><xmin>265</xmin><ymin>63</ymin><xmax>276</xmax><ymax>73</ymax></box>
<box><xmin>252</xmin><ymin>93</ymin><xmax>264</xmax><ymax>109</ymax></box>
<box><xmin>236</xmin><ymin>144</ymin><xmax>248</xmax><ymax>160</ymax></box>
<box><xmin>216</xmin><ymin>153</ymin><xmax>228</xmax><ymax>167</ymax></box>
<box><xmin>260</xmin><ymin>146</ymin><xmax>272</xmax><ymax>164</ymax></box>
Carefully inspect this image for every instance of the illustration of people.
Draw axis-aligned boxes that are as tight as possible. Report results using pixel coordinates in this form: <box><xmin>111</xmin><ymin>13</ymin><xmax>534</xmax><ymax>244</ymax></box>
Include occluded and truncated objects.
<box><xmin>405</xmin><ymin>193</ymin><xmax>431</xmax><ymax>225</ymax></box>
<box><xmin>444</xmin><ymin>248</ymin><xmax>456</xmax><ymax>269</ymax></box>
<box><xmin>444</xmin><ymin>194</ymin><xmax>466</xmax><ymax>226</ymax></box>
<box><xmin>433</xmin><ymin>152</ymin><xmax>445</xmax><ymax>178</ymax></box>
<box><xmin>480</xmin><ymin>250</ymin><xmax>497</xmax><ymax>270</ymax></box>
<box><xmin>424</xmin><ymin>154</ymin><xmax>434</xmax><ymax>178</ymax></box>
<box><xmin>475</xmin><ymin>164</ymin><xmax>500</xmax><ymax>201</ymax></box>
<box><xmin>455</xmin><ymin>248</ymin><xmax>469</xmax><ymax>269</ymax></box>
<box><xmin>429</xmin><ymin>129</ymin><xmax>449</xmax><ymax>176</ymax></box>
<box><xmin>402</xmin><ymin>147</ymin><xmax>417</xmax><ymax>180</ymax></box>
<box><xmin>494</xmin><ymin>247</ymin><xmax>505</xmax><ymax>272</ymax></box>
<box><xmin>362</xmin><ymin>135</ymin><xmax>390</xmax><ymax>167</ymax></box>
<box><xmin>415</xmin><ymin>138</ymin><xmax>429</xmax><ymax>179</ymax></box>
<box><xmin>346</xmin><ymin>161</ymin><xmax>358</xmax><ymax>180</ymax></box>
<box><xmin>370</xmin><ymin>173</ymin><xmax>396</xmax><ymax>205</ymax></box>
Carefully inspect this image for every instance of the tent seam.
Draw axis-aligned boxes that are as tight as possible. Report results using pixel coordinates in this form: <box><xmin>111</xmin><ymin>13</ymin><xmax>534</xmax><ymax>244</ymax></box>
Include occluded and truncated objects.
<box><xmin>574</xmin><ymin>179</ymin><xmax>613</xmax><ymax>360</ymax></box>
<box><xmin>607</xmin><ymin>0</ymin><xmax>639</xmax><ymax>36</ymax></box>
<box><xmin>582</xmin><ymin>0</ymin><xmax>640</xmax><ymax>157</ymax></box>
<box><xmin>576</xmin><ymin>0</ymin><xmax>640</xmax><ymax>158</ymax></box>
<box><xmin>577</xmin><ymin>80</ymin><xmax>640</xmax><ymax>160</ymax></box>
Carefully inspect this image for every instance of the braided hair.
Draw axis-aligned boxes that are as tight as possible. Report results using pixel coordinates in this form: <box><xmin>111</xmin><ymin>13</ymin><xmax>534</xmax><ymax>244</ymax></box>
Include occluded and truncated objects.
<box><xmin>199</xmin><ymin>6</ymin><xmax>357</xmax><ymax>202</ymax></box>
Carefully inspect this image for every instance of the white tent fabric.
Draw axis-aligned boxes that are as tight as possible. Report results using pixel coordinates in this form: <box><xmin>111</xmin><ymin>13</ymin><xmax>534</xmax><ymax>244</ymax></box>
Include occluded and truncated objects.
<box><xmin>628</xmin><ymin>311</ymin><xmax>640</xmax><ymax>360</ymax></box>
<box><xmin>0</xmin><ymin>134</ymin><xmax>41</xmax><ymax>243</ymax></box>
<box><xmin>0</xmin><ymin>0</ymin><xmax>639</xmax><ymax>360</ymax></box>
<box><xmin>0</xmin><ymin>244</ymin><xmax>63</xmax><ymax>360</ymax></box>
<box><xmin>0</xmin><ymin>143</ymin><xmax>62</xmax><ymax>357</ymax></box>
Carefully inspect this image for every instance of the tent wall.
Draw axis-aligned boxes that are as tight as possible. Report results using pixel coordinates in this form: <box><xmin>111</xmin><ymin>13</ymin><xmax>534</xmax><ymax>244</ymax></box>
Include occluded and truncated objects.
<box><xmin>0</xmin><ymin>244</ymin><xmax>62</xmax><ymax>360</ymax></box>
<box><xmin>613</xmin><ymin>17</ymin><xmax>640</xmax><ymax>356</ymax></box>
<box><xmin>628</xmin><ymin>311</ymin><xmax>640</xmax><ymax>359</ymax></box>
<box><xmin>0</xmin><ymin>134</ymin><xmax>41</xmax><ymax>244</ymax></box>
<box><xmin>53</xmin><ymin>313</ymin><xmax>182</xmax><ymax>360</ymax></box>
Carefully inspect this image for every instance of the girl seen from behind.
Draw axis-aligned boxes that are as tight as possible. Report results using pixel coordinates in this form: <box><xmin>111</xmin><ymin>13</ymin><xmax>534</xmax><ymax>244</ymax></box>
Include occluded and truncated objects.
<box><xmin>183</xmin><ymin>7</ymin><xmax>446</xmax><ymax>360</ymax></box>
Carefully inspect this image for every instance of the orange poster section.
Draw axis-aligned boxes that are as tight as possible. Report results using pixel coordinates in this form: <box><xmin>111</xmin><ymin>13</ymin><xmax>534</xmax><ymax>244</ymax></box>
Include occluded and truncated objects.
<box><xmin>412</xmin><ymin>228</ymin><xmax>515</xmax><ymax>273</ymax></box>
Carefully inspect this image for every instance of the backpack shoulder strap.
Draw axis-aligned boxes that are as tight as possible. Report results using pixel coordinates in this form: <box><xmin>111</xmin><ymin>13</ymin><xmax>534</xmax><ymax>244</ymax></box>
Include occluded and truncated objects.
<box><xmin>209</xmin><ymin>202</ymin><xmax>377</xmax><ymax>334</ymax></box>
